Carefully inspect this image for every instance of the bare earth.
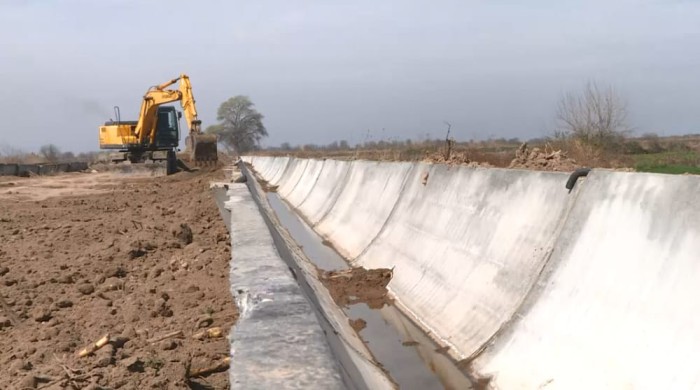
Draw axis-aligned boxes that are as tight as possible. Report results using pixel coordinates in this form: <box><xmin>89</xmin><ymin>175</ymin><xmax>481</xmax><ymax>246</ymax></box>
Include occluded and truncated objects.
<box><xmin>0</xmin><ymin>169</ymin><xmax>237</xmax><ymax>389</ymax></box>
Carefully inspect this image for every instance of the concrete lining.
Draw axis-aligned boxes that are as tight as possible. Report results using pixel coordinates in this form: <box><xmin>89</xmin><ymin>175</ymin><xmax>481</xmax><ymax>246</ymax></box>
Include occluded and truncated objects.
<box><xmin>268</xmin><ymin>157</ymin><xmax>293</xmax><ymax>186</ymax></box>
<box><xmin>246</xmin><ymin>157</ymin><xmax>700</xmax><ymax>389</ymax></box>
<box><xmin>286</xmin><ymin>159</ymin><xmax>325</xmax><ymax>208</ymax></box>
<box><xmin>357</xmin><ymin>164</ymin><xmax>575</xmax><ymax>361</ymax></box>
<box><xmin>296</xmin><ymin>159</ymin><xmax>352</xmax><ymax>225</ymax></box>
<box><xmin>315</xmin><ymin>160</ymin><xmax>413</xmax><ymax>259</ymax></box>
<box><xmin>277</xmin><ymin>158</ymin><xmax>309</xmax><ymax>199</ymax></box>
<box><xmin>214</xmin><ymin>166</ymin><xmax>395</xmax><ymax>389</ymax></box>
<box><xmin>473</xmin><ymin>170</ymin><xmax>700</xmax><ymax>389</ymax></box>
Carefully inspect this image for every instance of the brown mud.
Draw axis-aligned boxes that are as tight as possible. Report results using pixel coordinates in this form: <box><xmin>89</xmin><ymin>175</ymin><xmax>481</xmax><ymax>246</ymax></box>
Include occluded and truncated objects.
<box><xmin>318</xmin><ymin>267</ymin><xmax>393</xmax><ymax>310</ymax></box>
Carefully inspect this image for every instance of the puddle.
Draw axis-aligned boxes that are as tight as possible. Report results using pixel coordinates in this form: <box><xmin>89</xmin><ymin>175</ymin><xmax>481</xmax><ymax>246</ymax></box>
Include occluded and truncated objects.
<box><xmin>267</xmin><ymin>193</ymin><xmax>473</xmax><ymax>389</ymax></box>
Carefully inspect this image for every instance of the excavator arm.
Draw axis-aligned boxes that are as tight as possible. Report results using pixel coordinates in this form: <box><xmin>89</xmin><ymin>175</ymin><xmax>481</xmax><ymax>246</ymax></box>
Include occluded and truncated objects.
<box><xmin>131</xmin><ymin>74</ymin><xmax>216</xmax><ymax>164</ymax></box>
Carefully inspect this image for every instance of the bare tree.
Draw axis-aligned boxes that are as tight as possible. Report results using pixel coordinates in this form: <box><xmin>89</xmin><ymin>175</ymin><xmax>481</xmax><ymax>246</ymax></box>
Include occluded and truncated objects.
<box><xmin>556</xmin><ymin>82</ymin><xmax>629</xmax><ymax>150</ymax></box>
<box><xmin>39</xmin><ymin>144</ymin><xmax>61</xmax><ymax>163</ymax></box>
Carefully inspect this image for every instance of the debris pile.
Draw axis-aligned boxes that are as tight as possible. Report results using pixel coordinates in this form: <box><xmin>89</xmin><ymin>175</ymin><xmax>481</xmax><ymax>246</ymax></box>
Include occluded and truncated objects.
<box><xmin>422</xmin><ymin>151</ymin><xmax>494</xmax><ymax>167</ymax></box>
<box><xmin>509</xmin><ymin>143</ymin><xmax>579</xmax><ymax>171</ymax></box>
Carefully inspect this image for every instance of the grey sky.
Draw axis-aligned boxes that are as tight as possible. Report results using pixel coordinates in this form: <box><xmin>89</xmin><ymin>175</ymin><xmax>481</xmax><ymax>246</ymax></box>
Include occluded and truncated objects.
<box><xmin>1</xmin><ymin>0</ymin><xmax>699</xmax><ymax>152</ymax></box>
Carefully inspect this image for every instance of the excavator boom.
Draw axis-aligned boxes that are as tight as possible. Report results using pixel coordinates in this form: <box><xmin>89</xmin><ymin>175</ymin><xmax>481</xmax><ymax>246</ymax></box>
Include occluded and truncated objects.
<box><xmin>98</xmin><ymin>74</ymin><xmax>218</xmax><ymax>169</ymax></box>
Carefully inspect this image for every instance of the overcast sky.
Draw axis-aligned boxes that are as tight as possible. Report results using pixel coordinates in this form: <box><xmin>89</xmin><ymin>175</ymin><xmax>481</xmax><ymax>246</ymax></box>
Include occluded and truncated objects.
<box><xmin>1</xmin><ymin>0</ymin><xmax>699</xmax><ymax>152</ymax></box>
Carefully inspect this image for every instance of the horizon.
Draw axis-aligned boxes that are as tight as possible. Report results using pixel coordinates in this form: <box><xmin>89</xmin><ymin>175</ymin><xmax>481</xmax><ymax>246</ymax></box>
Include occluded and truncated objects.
<box><xmin>2</xmin><ymin>1</ymin><xmax>699</xmax><ymax>153</ymax></box>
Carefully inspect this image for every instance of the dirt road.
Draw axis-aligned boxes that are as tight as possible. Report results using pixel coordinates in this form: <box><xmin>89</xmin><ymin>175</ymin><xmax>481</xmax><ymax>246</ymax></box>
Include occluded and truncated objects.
<box><xmin>0</xmin><ymin>169</ymin><xmax>237</xmax><ymax>389</ymax></box>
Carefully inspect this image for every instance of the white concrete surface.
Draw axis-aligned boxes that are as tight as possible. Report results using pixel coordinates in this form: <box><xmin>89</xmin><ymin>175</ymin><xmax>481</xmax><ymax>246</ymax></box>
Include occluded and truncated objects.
<box><xmin>357</xmin><ymin>164</ymin><xmax>574</xmax><ymax>361</ymax></box>
<box><xmin>297</xmin><ymin>159</ymin><xmax>352</xmax><ymax>225</ymax></box>
<box><xmin>268</xmin><ymin>156</ymin><xmax>292</xmax><ymax>186</ymax></box>
<box><xmin>247</xmin><ymin>157</ymin><xmax>700</xmax><ymax>389</ymax></box>
<box><xmin>473</xmin><ymin>170</ymin><xmax>700</xmax><ymax>389</ymax></box>
<box><xmin>277</xmin><ymin>158</ymin><xmax>309</xmax><ymax>199</ymax></box>
<box><xmin>286</xmin><ymin>159</ymin><xmax>325</xmax><ymax>208</ymax></box>
<box><xmin>315</xmin><ymin>160</ymin><xmax>413</xmax><ymax>259</ymax></box>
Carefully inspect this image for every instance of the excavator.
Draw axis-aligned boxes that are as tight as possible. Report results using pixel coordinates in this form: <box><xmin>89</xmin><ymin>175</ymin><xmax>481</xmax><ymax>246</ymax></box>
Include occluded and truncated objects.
<box><xmin>98</xmin><ymin>74</ymin><xmax>218</xmax><ymax>174</ymax></box>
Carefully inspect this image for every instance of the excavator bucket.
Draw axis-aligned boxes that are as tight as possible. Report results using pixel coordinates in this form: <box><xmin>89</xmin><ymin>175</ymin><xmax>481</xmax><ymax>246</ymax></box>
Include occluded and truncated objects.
<box><xmin>186</xmin><ymin>133</ymin><xmax>218</xmax><ymax>165</ymax></box>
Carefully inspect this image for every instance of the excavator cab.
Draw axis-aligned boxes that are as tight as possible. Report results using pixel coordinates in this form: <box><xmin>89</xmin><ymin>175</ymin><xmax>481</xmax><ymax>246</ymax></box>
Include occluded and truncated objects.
<box><xmin>153</xmin><ymin>106</ymin><xmax>180</xmax><ymax>149</ymax></box>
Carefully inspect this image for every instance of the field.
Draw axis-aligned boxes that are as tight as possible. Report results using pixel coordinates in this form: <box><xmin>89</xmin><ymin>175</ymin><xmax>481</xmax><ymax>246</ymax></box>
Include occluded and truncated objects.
<box><xmin>258</xmin><ymin>134</ymin><xmax>700</xmax><ymax>174</ymax></box>
<box><xmin>0</xmin><ymin>168</ymin><xmax>236</xmax><ymax>389</ymax></box>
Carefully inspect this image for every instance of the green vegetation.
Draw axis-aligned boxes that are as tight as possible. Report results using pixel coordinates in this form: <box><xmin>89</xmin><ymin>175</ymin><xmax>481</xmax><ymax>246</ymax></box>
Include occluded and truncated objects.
<box><xmin>632</xmin><ymin>151</ymin><xmax>700</xmax><ymax>174</ymax></box>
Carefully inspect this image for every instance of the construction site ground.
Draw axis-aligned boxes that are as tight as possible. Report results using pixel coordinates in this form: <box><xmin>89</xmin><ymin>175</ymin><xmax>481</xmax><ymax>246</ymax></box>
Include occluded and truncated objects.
<box><xmin>0</xmin><ymin>169</ymin><xmax>237</xmax><ymax>389</ymax></box>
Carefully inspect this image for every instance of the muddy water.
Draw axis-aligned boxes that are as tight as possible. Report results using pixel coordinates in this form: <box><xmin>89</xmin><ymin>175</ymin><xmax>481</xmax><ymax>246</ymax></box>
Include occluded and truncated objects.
<box><xmin>267</xmin><ymin>193</ymin><xmax>474</xmax><ymax>390</ymax></box>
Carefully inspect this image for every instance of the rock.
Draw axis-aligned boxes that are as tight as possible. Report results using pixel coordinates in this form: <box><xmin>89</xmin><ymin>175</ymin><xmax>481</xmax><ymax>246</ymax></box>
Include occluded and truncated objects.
<box><xmin>31</xmin><ymin>307</ymin><xmax>52</xmax><ymax>322</ymax></box>
<box><xmin>161</xmin><ymin>340</ymin><xmax>177</xmax><ymax>351</ymax></box>
<box><xmin>103</xmin><ymin>265</ymin><xmax>127</xmax><ymax>278</ymax></box>
<box><xmin>94</xmin><ymin>344</ymin><xmax>115</xmax><ymax>368</ymax></box>
<box><xmin>10</xmin><ymin>359</ymin><xmax>31</xmax><ymax>372</ymax></box>
<box><xmin>56</xmin><ymin>274</ymin><xmax>74</xmax><ymax>284</ymax></box>
<box><xmin>153</xmin><ymin>298</ymin><xmax>173</xmax><ymax>317</ymax></box>
<box><xmin>17</xmin><ymin>375</ymin><xmax>37</xmax><ymax>389</ymax></box>
<box><xmin>121</xmin><ymin>326</ymin><xmax>136</xmax><ymax>339</ymax></box>
<box><xmin>0</xmin><ymin>266</ymin><xmax>9</xmax><ymax>276</ymax></box>
<box><xmin>122</xmin><ymin>356</ymin><xmax>144</xmax><ymax>372</ymax></box>
<box><xmin>101</xmin><ymin>277</ymin><xmax>125</xmax><ymax>292</ymax></box>
<box><xmin>148</xmin><ymin>267</ymin><xmax>164</xmax><ymax>279</ymax></box>
<box><xmin>55</xmin><ymin>300</ymin><xmax>73</xmax><ymax>309</ymax></box>
<box><xmin>127</xmin><ymin>240</ymin><xmax>156</xmax><ymax>259</ymax></box>
<box><xmin>0</xmin><ymin>316</ymin><xmax>12</xmax><ymax>329</ymax></box>
<box><xmin>77</xmin><ymin>283</ymin><xmax>95</xmax><ymax>295</ymax></box>
<box><xmin>173</xmin><ymin>223</ymin><xmax>193</xmax><ymax>245</ymax></box>
<box><xmin>4</xmin><ymin>278</ymin><xmax>17</xmax><ymax>286</ymax></box>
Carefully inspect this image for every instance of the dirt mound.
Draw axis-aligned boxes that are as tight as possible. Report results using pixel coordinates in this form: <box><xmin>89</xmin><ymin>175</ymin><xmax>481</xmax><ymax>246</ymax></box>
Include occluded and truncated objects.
<box><xmin>0</xmin><ymin>169</ymin><xmax>236</xmax><ymax>389</ymax></box>
<box><xmin>319</xmin><ymin>267</ymin><xmax>393</xmax><ymax>309</ymax></box>
<box><xmin>422</xmin><ymin>151</ymin><xmax>494</xmax><ymax>167</ymax></box>
<box><xmin>509</xmin><ymin>143</ymin><xmax>579</xmax><ymax>171</ymax></box>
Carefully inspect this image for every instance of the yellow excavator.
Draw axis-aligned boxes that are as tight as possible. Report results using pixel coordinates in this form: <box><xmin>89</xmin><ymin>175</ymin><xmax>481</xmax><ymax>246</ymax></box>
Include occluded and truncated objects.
<box><xmin>98</xmin><ymin>74</ymin><xmax>218</xmax><ymax>174</ymax></box>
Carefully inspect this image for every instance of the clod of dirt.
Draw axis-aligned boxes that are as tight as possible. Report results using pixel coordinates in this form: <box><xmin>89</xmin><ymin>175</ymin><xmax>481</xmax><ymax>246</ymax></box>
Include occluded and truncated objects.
<box><xmin>509</xmin><ymin>143</ymin><xmax>578</xmax><ymax>171</ymax></box>
<box><xmin>56</xmin><ymin>274</ymin><xmax>74</xmax><ymax>284</ymax></box>
<box><xmin>349</xmin><ymin>318</ymin><xmax>367</xmax><ymax>332</ymax></box>
<box><xmin>103</xmin><ymin>265</ymin><xmax>127</xmax><ymax>278</ymax></box>
<box><xmin>94</xmin><ymin>344</ymin><xmax>115</xmax><ymax>367</ymax></box>
<box><xmin>0</xmin><ymin>316</ymin><xmax>12</xmax><ymax>329</ymax></box>
<box><xmin>78</xmin><ymin>283</ymin><xmax>95</xmax><ymax>295</ymax></box>
<box><xmin>127</xmin><ymin>240</ymin><xmax>156</xmax><ymax>259</ymax></box>
<box><xmin>0</xmin><ymin>266</ymin><xmax>9</xmax><ymax>276</ymax></box>
<box><xmin>31</xmin><ymin>307</ymin><xmax>52</xmax><ymax>322</ymax></box>
<box><xmin>101</xmin><ymin>277</ymin><xmax>125</xmax><ymax>292</ymax></box>
<box><xmin>319</xmin><ymin>267</ymin><xmax>393</xmax><ymax>309</ymax></box>
<box><xmin>173</xmin><ymin>223</ymin><xmax>194</xmax><ymax>245</ymax></box>
<box><xmin>122</xmin><ymin>356</ymin><xmax>145</xmax><ymax>372</ymax></box>
<box><xmin>10</xmin><ymin>358</ymin><xmax>32</xmax><ymax>371</ymax></box>
<box><xmin>55</xmin><ymin>300</ymin><xmax>73</xmax><ymax>309</ymax></box>
<box><xmin>17</xmin><ymin>375</ymin><xmax>37</xmax><ymax>389</ymax></box>
<box><xmin>148</xmin><ymin>267</ymin><xmax>164</xmax><ymax>279</ymax></box>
